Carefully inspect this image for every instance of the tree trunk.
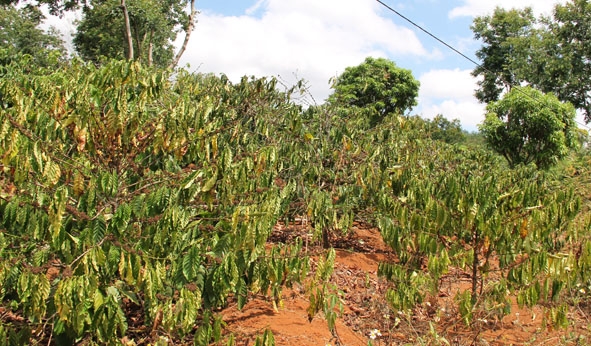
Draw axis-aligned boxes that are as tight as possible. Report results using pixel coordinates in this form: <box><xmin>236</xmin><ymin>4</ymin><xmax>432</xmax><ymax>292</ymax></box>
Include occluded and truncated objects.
<box><xmin>168</xmin><ymin>0</ymin><xmax>197</xmax><ymax>69</ymax></box>
<box><xmin>120</xmin><ymin>0</ymin><xmax>134</xmax><ymax>60</ymax></box>
<box><xmin>322</xmin><ymin>227</ymin><xmax>330</xmax><ymax>249</ymax></box>
<box><xmin>147</xmin><ymin>30</ymin><xmax>154</xmax><ymax>67</ymax></box>
<box><xmin>135</xmin><ymin>29</ymin><xmax>146</xmax><ymax>64</ymax></box>
<box><xmin>471</xmin><ymin>225</ymin><xmax>479</xmax><ymax>305</ymax></box>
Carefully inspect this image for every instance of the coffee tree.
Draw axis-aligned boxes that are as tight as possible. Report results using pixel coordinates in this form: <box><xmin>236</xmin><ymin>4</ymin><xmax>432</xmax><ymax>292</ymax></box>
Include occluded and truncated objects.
<box><xmin>0</xmin><ymin>59</ymin><xmax>309</xmax><ymax>344</ymax></box>
<box><xmin>374</xmin><ymin>134</ymin><xmax>581</xmax><ymax>324</ymax></box>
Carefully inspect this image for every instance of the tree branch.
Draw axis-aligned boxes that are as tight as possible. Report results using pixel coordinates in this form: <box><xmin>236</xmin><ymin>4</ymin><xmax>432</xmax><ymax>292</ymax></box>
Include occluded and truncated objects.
<box><xmin>147</xmin><ymin>29</ymin><xmax>154</xmax><ymax>67</ymax></box>
<box><xmin>168</xmin><ymin>0</ymin><xmax>197</xmax><ymax>69</ymax></box>
<box><xmin>120</xmin><ymin>0</ymin><xmax>134</xmax><ymax>60</ymax></box>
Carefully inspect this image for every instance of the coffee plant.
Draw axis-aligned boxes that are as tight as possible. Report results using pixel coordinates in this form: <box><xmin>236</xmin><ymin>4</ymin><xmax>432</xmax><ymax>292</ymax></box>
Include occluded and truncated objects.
<box><xmin>1</xmin><ymin>54</ymin><xmax>591</xmax><ymax>344</ymax></box>
<box><xmin>371</xmin><ymin>122</ymin><xmax>583</xmax><ymax>324</ymax></box>
<box><xmin>0</xmin><ymin>59</ymin><xmax>309</xmax><ymax>344</ymax></box>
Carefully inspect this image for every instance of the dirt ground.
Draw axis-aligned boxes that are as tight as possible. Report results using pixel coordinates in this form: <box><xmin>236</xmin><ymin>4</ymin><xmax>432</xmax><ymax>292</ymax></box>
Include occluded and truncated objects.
<box><xmin>220</xmin><ymin>223</ymin><xmax>591</xmax><ymax>345</ymax></box>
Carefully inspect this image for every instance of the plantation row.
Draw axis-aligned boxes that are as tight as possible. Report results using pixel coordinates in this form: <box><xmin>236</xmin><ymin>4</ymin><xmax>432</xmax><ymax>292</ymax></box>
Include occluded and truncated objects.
<box><xmin>1</xmin><ymin>59</ymin><xmax>590</xmax><ymax>344</ymax></box>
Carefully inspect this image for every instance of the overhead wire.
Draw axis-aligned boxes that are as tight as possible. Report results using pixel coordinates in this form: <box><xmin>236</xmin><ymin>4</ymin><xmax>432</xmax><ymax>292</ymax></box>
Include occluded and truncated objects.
<box><xmin>375</xmin><ymin>0</ymin><xmax>591</xmax><ymax>130</ymax></box>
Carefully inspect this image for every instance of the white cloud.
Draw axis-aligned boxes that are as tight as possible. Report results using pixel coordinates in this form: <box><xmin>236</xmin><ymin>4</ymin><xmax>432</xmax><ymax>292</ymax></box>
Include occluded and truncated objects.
<box><xmin>449</xmin><ymin>0</ymin><xmax>568</xmax><ymax>19</ymax></box>
<box><xmin>420</xmin><ymin>100</ymin><xmax>485</xmax><ymax>132</ymax></box>
<box><xmin>576</xmin><ymin>111</ymin><xmax>588</xmax><ymax>131</ymax></box>
<box><xmin>40</xmin><ymin>7</ymin><xmax>81</xmax><ymax>54</ymax></box>
<box><xmin>416</xmin><ymin>69</ymin><xmax>591</xmax><ymax>132</ymax></box>
<box><xmin>245</xmin><ymin>0</ymin><xmax>266</xmax><ymax>15</ymax></box>
<box><xmin>179</xmin><ymin>0</ymin><xmax>435</xmax><ymax>103</ymax></box>
<box><xmin>419</xmin><ymin>68</ymin><xmax>477</xmax><ymax>101</ymax></box>
<box><xmin>417</xmin><ymin>68</ymin><xmax>485</xmax><ymax>131</ymax></box>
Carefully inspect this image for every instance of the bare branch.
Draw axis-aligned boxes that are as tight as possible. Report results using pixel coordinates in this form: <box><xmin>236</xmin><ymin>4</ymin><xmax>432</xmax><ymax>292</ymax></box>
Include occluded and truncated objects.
<box><xmin>120</xmin><ymin>0</ymin><xmax>134</xmax><ymax>60</ymax></box>
<box><xmin>168</xmin><ymin>0</ymin><xmax>197</xmax><ymax>69</ymax></box>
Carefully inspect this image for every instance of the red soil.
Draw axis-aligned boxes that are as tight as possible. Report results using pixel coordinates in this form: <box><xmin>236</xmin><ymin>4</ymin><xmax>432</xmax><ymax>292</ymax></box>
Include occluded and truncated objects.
<box><xmin>220</xmin><ymin>224</ymin><xmax>591</xmax><ymax>345</ymax></box>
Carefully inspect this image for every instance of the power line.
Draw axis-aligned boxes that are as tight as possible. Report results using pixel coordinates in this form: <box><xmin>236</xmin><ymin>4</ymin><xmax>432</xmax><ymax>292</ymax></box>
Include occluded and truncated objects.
<box><xmin>375</xmin><ymin>0</ymin><xmax>591</xmax><ymax>131</ymax></box>
<box><xmin>375</xmin><ymin>0</ymin><xmax>480</xmax><ymax>67</ymax></box>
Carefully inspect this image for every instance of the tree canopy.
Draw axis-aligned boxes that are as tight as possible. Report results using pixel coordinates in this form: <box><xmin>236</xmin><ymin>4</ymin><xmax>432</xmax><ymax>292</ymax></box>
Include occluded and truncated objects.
<box><xmin>0</xmin><ymin>0</ymin><xmax>196</xmax><ymax>68</ymax></box>
<box><xmin>427</xmin><ymin>115</ymin><xmax>466</xmax><ymax>144</ymax></box>
<box><xmin>471</xmin><ymin>7</ymin><xmax>535</xmax><ymax>104</ymax></box>
<box><xmin>479</xmin><ymin>86</ymin><xmax>577</xmax><ymax>169</ymax></box>
<box><xmin>0</xmin><ymin>4</ymin><xmax>65</xmax><ymax>66</ymax></box>
<box><xmin>328</xmin><ymin>57</ymin><xmax>419</xmax><ymax>126</ymax></box>
<box><xmin>74</xmin><ymin>0</ymin><xmax>195</xmax><ymax>68</ymax></box>
<box><xmin>472</xmin><ymin>0</ymin><xmax>591</xmax><ymax>122</ymax></box>
<box><xmin>517</xmin><ymin>0</ymin><xmax>591</xmax><ymax>122</ymax></box>
<box><xmin>0</xmin><ymin>0</ymin><xmax>87</xmax><ymax>15</ymax></box>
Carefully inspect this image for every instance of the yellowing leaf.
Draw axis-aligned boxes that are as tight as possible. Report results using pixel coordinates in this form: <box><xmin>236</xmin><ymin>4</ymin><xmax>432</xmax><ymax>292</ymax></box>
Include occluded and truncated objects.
<box><xmin>201</xmin><ymin>169</ymin><xmax>218</xmax><ymax>192</ymax></box>
<box><xmin>343</xmin><ymin>137</ymin><xmax>351</xmax><ymax>151</ymax></box>
<box><xmin>74</xmin><ymin>126</ymin><xmax>87</xmax><ymax>152</ymax></box>
<box><xmin>73</xmin><ymin>171</ymin><xmax>85</xmax><ymax>197</ymax></box>
<box><xmin>43</xmin><ymin>160</ymin><xmax>61</xmax><ymax>186</ymax></box>
<box><xmin>520</xmin><ymin>218</ymin><xmax>529</xmax><ymax>239</ymax></box>
<box><xmin>212</xmin><ymin>135</ymin><xmax>218</xmax><ymax>158</ymax></box>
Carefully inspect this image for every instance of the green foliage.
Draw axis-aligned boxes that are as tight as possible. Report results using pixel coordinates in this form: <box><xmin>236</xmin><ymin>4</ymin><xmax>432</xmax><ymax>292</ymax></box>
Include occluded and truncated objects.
<box><xmin>426</xmin><ymin>114</ymin><xmax>466</xmax><ymax>144</ymax></box>
<box><xmin>371</xmin><ymin>120</ymin><xmax>581</xmax><ymax>322</ymax></box>
<box><xmin>456</xmin><ymin>290</ymin><xmax>473</xmax><ymax>325</ymax></box>
<box><xmin>0</xmin><ymin>58</ymin><xmax>309</xmax><ymax>343</ymax></box>
<box><xmin>472</xmin><ymin>1</ymin><xmax>591</xmax><ymax>122</ymax></box>
<box><xmin>508</xmin><ymin>0</ymin><xmax>591</xmax><ymax>122</ymax></box>
<box><xmin>254</xmin><ymin>329</ymin><xmax>275</xmax><ymax>346</ymax></box>
<box><xmin>0</xmin><ymin>4</ymin><xmax>66</xmax><ymax>67</ymax></box>
<box><xmin>379</xmin><ymin>263</ymin><xmax>430</xmax><ymax>311</ymax></box>
<box><xmin>471</xmin><ymin>7</ymin><xmax>535</xmax><ymax>103</ymax></box>
<box><xmin>479</xmin><ymin>86</ymin><xmax>577</xmax><ymax>169</ymax></box>
<box><xmin>306</xmin><ymin>248</ymin><xmax>343</xmax><ymax>339</ymax></box>
<box><xmin>73</xmin><ymin>0</ymin><xmax>187</xmax><ymax>67</ymax></box>
<box><xmin>546</xmin><ymin>0</ymin><xmax>591</xmax><ymax>122</ymax></box>
<box><xmin>328</xmin><ymin>57</ymin><xmax>420</xmax><ymax>126</ymax></box>
<box><xmin>0</xmin><ymin>0</ymin><xmax>84</xmax><ymax>15</ymax></box>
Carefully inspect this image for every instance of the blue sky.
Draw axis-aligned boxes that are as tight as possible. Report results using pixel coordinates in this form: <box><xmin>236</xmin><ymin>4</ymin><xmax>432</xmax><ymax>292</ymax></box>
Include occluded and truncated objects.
<box><xmin>189</xmin><ymin>0</ymin><xmax>478</xmax><ymax>81</ymax></box>
<box><xmin>175</xmin><ymin>0</ymin><xmax>573</xmax><ymax>131</ymax></box>
<box><xmin>47</xmin><ymin>0</ymin><xmax>572</xmax><ymax>131</ymax></box>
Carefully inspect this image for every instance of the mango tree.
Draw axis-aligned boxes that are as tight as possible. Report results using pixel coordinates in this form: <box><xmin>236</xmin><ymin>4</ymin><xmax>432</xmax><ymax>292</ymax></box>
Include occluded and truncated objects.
<box><xmin>480</xmin><ymin>86</ymin><xmax>577</xmax><ymax>169</ymax></box>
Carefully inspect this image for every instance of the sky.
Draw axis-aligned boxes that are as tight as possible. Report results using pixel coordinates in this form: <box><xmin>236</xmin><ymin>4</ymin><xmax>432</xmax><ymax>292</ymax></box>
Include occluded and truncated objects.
<box><xmin>47</xmin><ymin>0</ymin><xmax>575</xmax><ymax>131</ymax></box>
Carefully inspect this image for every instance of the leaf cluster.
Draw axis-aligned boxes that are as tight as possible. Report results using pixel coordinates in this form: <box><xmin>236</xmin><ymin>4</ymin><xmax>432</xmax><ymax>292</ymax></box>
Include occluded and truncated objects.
<box><xmin>0</xmin><ymin>59</ymin><xmax>310</xmax><ymax>344</ymax></box>
<box><xmin>73</xmin><ymin>0</ymin><xmax>186</xmax><ymax>67</ymax></box>
<box><xmin>480</xmin><ymin>86</ymin><xmax>577</xmax><ymax>169</ymax></box>
<box><xmin>0</xmin><ymin>4</ymin><xmax>66</xmax><ymax>68</ymax></box>
<box><xmin>472</xmin><ymin>1</ymin><xmax>591</xmax><ymax>122</ymax></box>
<box><xmin>0</xmin><ymin>54</ymin><xmax>588</xmax><ymax>344</ymax></box>
<box><xmin>328</xmin><ymin>57</ymin><xmax>420</xmax><ymax>127</ymax></box>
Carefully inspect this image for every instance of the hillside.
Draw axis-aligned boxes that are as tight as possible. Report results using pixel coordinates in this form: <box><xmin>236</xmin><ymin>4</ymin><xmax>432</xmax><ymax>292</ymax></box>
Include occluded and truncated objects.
<box><xmin>1</xmin><ymin>59</ymin><xmax>590</xmax><ymax>345</ymax></box>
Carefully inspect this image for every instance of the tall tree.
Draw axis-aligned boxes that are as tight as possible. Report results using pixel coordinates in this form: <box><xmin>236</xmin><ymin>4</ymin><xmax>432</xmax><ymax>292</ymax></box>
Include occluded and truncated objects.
<box><xmin>0</xmin><ymin>4</ymin><xmax>66</xmax><ymax>66</ymax></box>
<box><xmin>479</xmin><ymin>86</ymin><xmax>577</xmax><ymax>169</ymax></box>
<box><xmin>328</xmin><ymin>57</ymin><xmax>419</xmax><ymax>127</ymax></box>
<box><xmin>472</xmin><ymin>0</ymin><xmax>591</xmax><ymax>122</ymax></box>
<box><xmin>73</xmin><ymin>0</ymin><xmax>196</xmax><ymax>68</ymax></box>
<box><xmin>0</xmin><ymin>0</ymin><xmax>86</xmax><ymax>15</ymax></box>
<box><xmin>471</xmin><ymin>7</ymin><xmax>535</xmax><ymax>104</ymax></box>
<box><xmin>514</xmin><ymin>0</ymin><xmax>591</xmax><ymax>122</ymax></box>
<box><xmin>427</xmin><ymin>114</ymin><xmax>466</xmax><ymax>144</ymax></box>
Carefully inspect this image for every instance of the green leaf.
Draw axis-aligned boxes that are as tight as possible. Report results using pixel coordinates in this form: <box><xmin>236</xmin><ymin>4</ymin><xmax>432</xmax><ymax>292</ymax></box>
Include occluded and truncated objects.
<box><xmin>181</xmin><ymin>170</ymin><xmax>204</xmax><ymax>190</ymax></box>
<box><xmin>182</xmin><ymin>246</ymin><xmax>201</xmax><ymax>281</ymax></box>
<box><xmin>43</xmin><ymin>160</ymin><xmax>61</xmax><ymax>186</ymax></box>
<box><xmin>201</xmin><ymin>169</ymin><xmax>218</xmax><ymax>192</ymax></box>
<box><xmin>93</xmin><ymin>216</ymin><xmax>107</xmax><ymax>244</ymax></box>
<box><xmin>236</xmin><ymin>278</ymin><xmax>247</xmax><ymax>310</ymax></box>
